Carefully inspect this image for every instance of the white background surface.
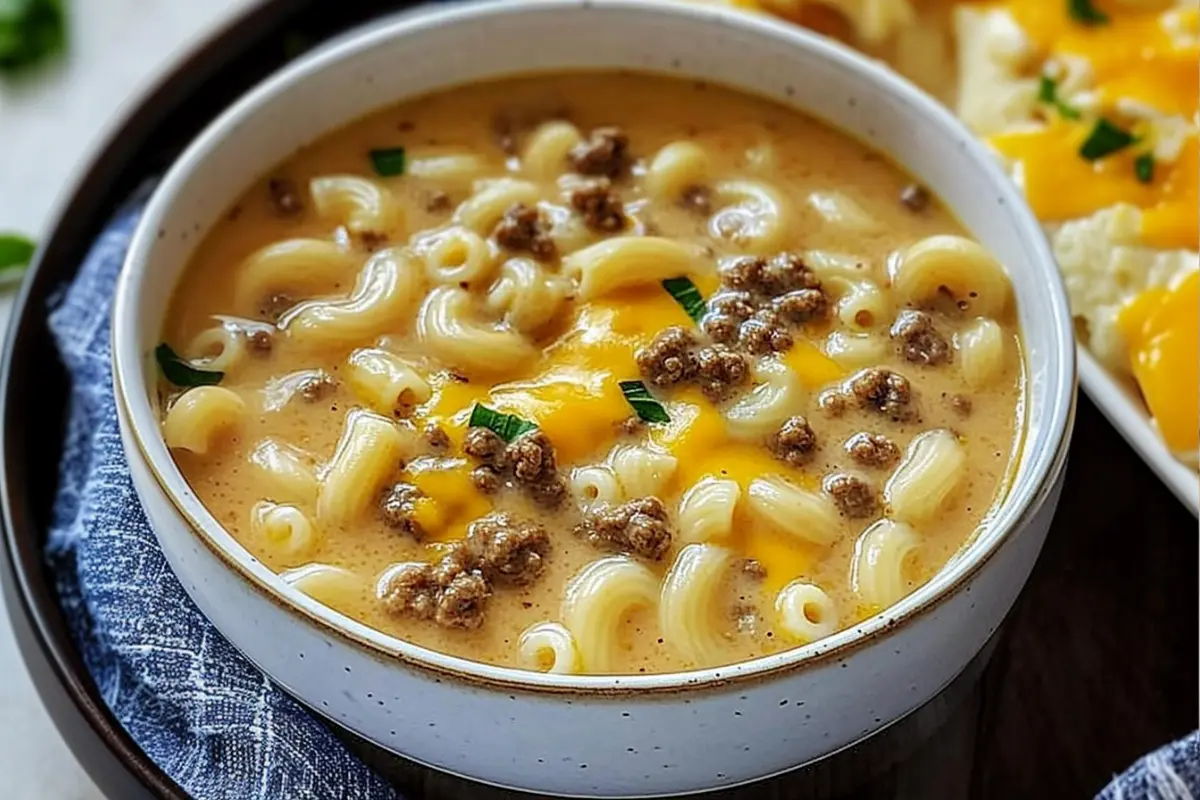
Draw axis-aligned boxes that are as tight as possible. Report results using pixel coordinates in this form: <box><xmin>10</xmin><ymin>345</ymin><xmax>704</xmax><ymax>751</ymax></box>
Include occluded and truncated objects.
<box><xmin>0</xmin><ymin>2</ymin><xmax>253</xmax><ymax>797</ymax></box>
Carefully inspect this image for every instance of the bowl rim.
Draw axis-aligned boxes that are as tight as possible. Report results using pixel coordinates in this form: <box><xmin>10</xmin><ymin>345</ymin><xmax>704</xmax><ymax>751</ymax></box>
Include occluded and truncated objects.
<box><xmin>112</xmin><ymin>0</ymin><xmax>1078</xmax><ymax>694</ymax></box>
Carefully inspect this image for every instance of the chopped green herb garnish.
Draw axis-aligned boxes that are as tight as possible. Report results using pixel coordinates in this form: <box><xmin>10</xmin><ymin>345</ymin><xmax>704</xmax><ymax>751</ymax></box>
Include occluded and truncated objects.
<box><xmin>155</xmin><ymin>343</ymin><xmax>224</xmax><ymax>388</ymax></box>
<box><xmin>468</xmin><ymin>403</ymin><xmax>538</xmax><ymax>442</ymax></box>
<box><xmin>0</xmin><ymin>233</ymin><xmax>35</xmax><ymax>282</ymax></box>
<box><xmin>369</xmin><ymin>147</ymin><xmax>406</xmax><ymax>177</ymax></box>
<box><xmin>0</xmin><ymin>0</ymin><xmax>66</xmax><ymax>75</ymax></box>
<box><xmin>1068</xmin><ymin>0</ymin><xmax>1109</xmax><ymax>26</ymax></box>
<box><xmin>619</xmin><ymin>380</ymin><xmax>670</xmax><ymax>424</ymax></box>
<box><xmin>661</xmin><ymin>276</ymin><xmax>707</xmax><ymax>323</ymax></box>
<box><xmin>1036</xmin><ymin>76</ymin><xmax>1081</xmax><ymax>121</ymax></box>
<box><xmin>1079</xmin><ymin>118</ymin><xmax>1135</xmax><ymax>161</ymax></box>
<box><xmin>1134</xmin><ymin>153</ymin><xmax>1155</xmax><ymax>184</ymax></box>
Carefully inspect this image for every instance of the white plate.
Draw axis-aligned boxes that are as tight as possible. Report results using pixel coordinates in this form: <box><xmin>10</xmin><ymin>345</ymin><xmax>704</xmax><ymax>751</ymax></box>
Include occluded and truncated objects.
<box><xmin>1078</xmin><ymin>347</ymin><xmax>1199</xmax><ymax>516</ymax></box>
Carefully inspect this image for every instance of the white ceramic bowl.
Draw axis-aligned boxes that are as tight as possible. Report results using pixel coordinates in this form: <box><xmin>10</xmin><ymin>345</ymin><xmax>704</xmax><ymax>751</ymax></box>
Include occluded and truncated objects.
<box><xmin>112</xmin><ymin>1</ymin><xmax>1076</xmax><ymax>795</ymax></box>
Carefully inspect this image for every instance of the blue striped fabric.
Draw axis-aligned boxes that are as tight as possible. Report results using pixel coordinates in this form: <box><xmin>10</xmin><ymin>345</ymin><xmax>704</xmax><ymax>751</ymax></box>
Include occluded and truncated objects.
<box><xmin>45</xmin><ymin>194</ymin><xmax>395</xmax><ymax>800</ymax></box>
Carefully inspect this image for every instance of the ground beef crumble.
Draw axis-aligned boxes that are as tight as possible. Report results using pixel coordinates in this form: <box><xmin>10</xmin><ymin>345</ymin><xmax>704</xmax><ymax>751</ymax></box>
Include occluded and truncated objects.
<box><xmin>493</xmin><ymin>203</ymin><xmax>557</xmax><ymax>262</ymax></box>
<box><xmin>463</xmin><ymin>428</ymin><xmax>567</xmax><ymax>508</ymax></box>
<box><xmin>465</xmin><ymin>513</ymin><xmax>550</xmax><ymax>586</ymax></box>
<box><xmin>575</xmin><ymin>497</ymin><xmax>673</xmax><ymax>561</ymax></box>
<box><xmin>845</xmin><ymin>368</ymin><xmax>917</xmax><ymax>422</ymax></box>
<box><xmin>569</xmin><ymin>127</ymin><xmax>631</xmax><ymax>179</ymax></box>
<box><xmin>378</xmin><ymin>512</ymin><xmax>550</xmax><ymax>629</ymax></box>
<box><xmin>890</xmin><ymin>309</ymin><xmax>951</xmax><ymax>366</ymax></box>
<box><xmin>769</xmin><ymin>416</ymin><xmax>817</xmax><ymax>466</ymax></box>
<box><xmin>701</xmin><ymin>253</ymin><xmax>828</xmax><ymax>358</ymax></box>
<box><xmin>635</xmin><ymin>326</ymin><xmax>749</xmax><ymax>402</ymax></box>
<box><xmin>570</xmin><ymin>178</ymin><xmax>626</xmax><ymax>232</ymax></box>
<box><xmin>844</xmin><ymin>432</ymin><xmax>901</xmax><ymax>468</ymax></box>
<box><xmin>380</xmin><ymin>482</ymin><xmax>426</xmax><ymax>539</ymax></box>
<box><xmin>824</xmin><ymin>473</ymin><xmax>878</xmax><ymax>519</ymax></box>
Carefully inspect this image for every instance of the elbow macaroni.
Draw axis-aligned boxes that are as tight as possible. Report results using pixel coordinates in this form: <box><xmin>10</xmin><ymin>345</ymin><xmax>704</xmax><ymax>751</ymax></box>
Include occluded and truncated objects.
<box><xmin>659</xmin><ymin>544</ymin><xmax>736</xmax><ymax>667</ymax></box>
<box><xmin>884</xmin><ymin>429</ymin><xmax>967</xmax><ymax>525</ymax></box>
<box><xmin>724</xmin><ymin>358</ymin><xmax>805</xmax><ymax>440</ymax></box>
<box><xmin>310</xmin><ymin>175</ymin><xmax>404</xmax><ymax>235</ymax></box>
<box><xmin>569</xmin><ymin>465</ymin><xmax>624</xmax><ymax>513</ymax></box>
<box><xmin>420</xmin><ymin>227</ymin><xmax>496</xmax><ymax>286</ymax></box>
<box><xmin>485</xmin><ymin>257</ymin><xmax>571</xmax><ymax>335</ymax></box>
<box><xmin>234</xmin><ymin>239</ymin><xmax>355</xmax><ymax>315</ymax></box>
<box><xmin>521</xmin><ymin>121</ymin><xmax>582</xmax><ymax>181</ymax></box>
<box><xmin>248</xmin><ymin>438</ymin><xmax>320</xmax><ymax>506</ymax></box>
<box><xmin>281</xmin><ymin>563</ymin><xmax>362</xmax><ymax>608</ymax></box>
<box><xmin>251</xmin><ymin>501</ymin><xmax>318</xmax><ymax>559</ymax></box>
<box><xmin>518</xmin><ymin>621</ymin><xmax>580</xmax><ymax>674</ymax></box>
<box><xmin>417</xmin><ymin>285</ymin><xmax>536</xmax><ymax>376</ymax></box>
<box><xmin>561</xmin><ymin>556</ymin><xmax>660</xmax><ymax>673</ymax></box>
<box><xmin>608</xmin><ymin>444</ymin><xmax>678</xmax><ymax>499</ymax></box>
<box><xmin>317</xmin><ymin>409</ymin><xmax>417</xmax><ymax>529</ymax></box>
<box><xmin>954</xmin><ymin>317</ymin><xmax>1009</xmax><ymax>389</ymax></box>
<box><xmin>775</xmin><ymin>580</ymin><xmax>839</xmax><ymax>644</ymax></box>
<box><xmin>746</xmin><ymin>476</ymin><xmax>841</xmax><ymax>547</ymax></box>
<box><xmin>851</xmin><ymin>518</ymin><xmax>921</xmax><ymax>609</ymax></box>
<box><xmin>890</xmin><ymin>235</ymin><xmax>1012</xmax><ymax>318</ymax></box>
<box><xmin>710</xmin><ymin>180</ymin><xmax>790</xmax><ymax>254</ymax></box>
<box><xmin>644</xmin><ymin>142</ymin><xmax>712</xmax><ymax>202</ymax></box>
<box><xmin>563</xmin><ymin>237</ymin><xmax>711</xmax><ymax>300</ymax></box>
<box><xmin>283</xmin><ymin>247</ymin><xmax>425</xmax><ymax>348</ymax></box>
<box><xmin>162</xmin><ymin>386</ymin><xmax>246</xmax><ymax>455</ymax></box>
<box><xmin>677</xmin><ymin>477</ymin><xmax>740</xmax><ymax>543</ymax></box>
<box><xmin>454</xmin><ymin>179</ymin><xmax>541</xmax><ymax>233</ymax></box>
<box><xmin>346</xmin><ymin>348</ymin><xmax>432</xmax><ymax>417</ymax></box>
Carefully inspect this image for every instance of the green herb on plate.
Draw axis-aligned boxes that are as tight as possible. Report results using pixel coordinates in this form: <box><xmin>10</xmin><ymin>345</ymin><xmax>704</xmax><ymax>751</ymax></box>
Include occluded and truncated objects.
<box><xmin>1068</xmin><ymin>0</ymin><xmax>1109</xmax><ymax>26</ymax></box>
<box><xmin>1036</xmin><ymin>76</ymin><xmax>1081</xmax><ymax>120</ymax></box>
<box><xmin>1079</xmin><ymin>118</ymin><xmax>1135</xmax><ymax>161</ymax></box>
<box><xmin>0</xmin><ymin>0</ymin><xmax>66</xmax><ymax>74</ymax></box>
<box><xmin>1134</xmin><ymin>153</ymin><xmax>1155</xmax><ymax>184</ymax></box>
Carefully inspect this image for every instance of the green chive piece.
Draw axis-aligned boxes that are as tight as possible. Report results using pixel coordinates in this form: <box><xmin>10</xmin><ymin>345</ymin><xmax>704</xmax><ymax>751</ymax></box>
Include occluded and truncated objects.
<box><xmin>619</xmin><ymin>380</ymin><xmax>670</xmax><ymax>424</ymax></box>
<box><xmin>155</xmin><ymin>343</ymin><xmax>224</xmax><ymax>388</ymax></box>
<box><xmin>661</xmin><ymin>276</ymin><xmax>707</xmax><ymax>323</ymax></box>
<box><xmin>1080</xmin><ymin>119</ymin><xmax>1135</xmax><ymax>161</ymax></box>
<box><xmin>369</xmin><ymin>147</ymin><xmax>406</xmax><ymax>177</ymax></box>
<box><xmin>1134</xmin><ymin>153</ymin><xmax>1155</xmax><ymax>184</ymax></box>
<box><xmin>1036</xmin><ymin>76</ymin><xmax>1081</xmax><ymax>120</ymax></box>
<box><xmin>0</xmin><ymin>0</ymin><xmax>67</xmax><ymax>75</ymax></box>
<box><xmin>468</xmin><ymin>403</ymin><xmax>538</xmax><ymax>443</ymax></box>
<box><xmin>0</xmin><ymin>233</ymin><xmax>35</xmax><ymax>280</ymax></box>
<box><xmin>1068</xmin><ymin>0</ymin><xmax>1109</xmax><ymax>26</ymax></box>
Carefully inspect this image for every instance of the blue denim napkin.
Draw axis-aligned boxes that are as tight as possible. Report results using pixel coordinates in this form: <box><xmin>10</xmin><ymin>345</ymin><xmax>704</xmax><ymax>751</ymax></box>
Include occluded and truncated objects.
<box><xmin>45</xmin><ymin>193</ymin><xmax>395</xmax><ymax>800</ymax></box>
<box><xmin>1098</xmin><ymin>731</ymin><xmax>1200</xmax><ymax>800</ymax></box>
<box><xmin>42</xmin><ymin>197</ymin><xmax>1200</xmax><ymax>800</ymax></box>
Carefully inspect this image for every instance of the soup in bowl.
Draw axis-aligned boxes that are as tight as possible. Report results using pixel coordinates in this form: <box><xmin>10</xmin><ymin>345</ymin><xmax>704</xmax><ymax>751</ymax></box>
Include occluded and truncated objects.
<box><xmin>157</xmin><ymin>72</ymin><xmax>1023</xmax><ymax>676</ymax></box>
<box><xmin>113</xmin><ymin>1</ymin><xmax>1073</xmax><ymax>794</ymax></box>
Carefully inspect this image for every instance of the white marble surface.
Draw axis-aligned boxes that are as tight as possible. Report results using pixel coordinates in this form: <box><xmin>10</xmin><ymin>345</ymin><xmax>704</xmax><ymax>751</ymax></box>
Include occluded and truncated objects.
<box><xmin>0</xmin><ymin>2</ymin><xmax>254</xmax><ymax>797</ymax></box>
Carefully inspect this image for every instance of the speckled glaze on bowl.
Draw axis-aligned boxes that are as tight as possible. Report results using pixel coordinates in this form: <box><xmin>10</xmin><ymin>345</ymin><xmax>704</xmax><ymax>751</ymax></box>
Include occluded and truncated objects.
<box><xmin>110</xmin><ymin>1</ymin><xmax>1076</xmax><ymax>795</ymax></box>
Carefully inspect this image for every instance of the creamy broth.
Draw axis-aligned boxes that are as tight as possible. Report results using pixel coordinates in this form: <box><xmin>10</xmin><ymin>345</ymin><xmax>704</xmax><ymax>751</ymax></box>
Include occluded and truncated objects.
<box><xmin>161</xmin><ymin>72</ymin><xmax>1023</xmax><ymax>675</ymax></box>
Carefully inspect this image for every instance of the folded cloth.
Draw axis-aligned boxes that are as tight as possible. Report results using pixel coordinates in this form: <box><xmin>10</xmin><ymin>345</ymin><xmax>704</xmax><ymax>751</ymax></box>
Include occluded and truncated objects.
<box><xmin>1098</xmin><ymin>731</ymin><xmax>1200</xmax><ymax>800</ymax></box>
<box><xmin>46</xmin><ymin>194</ymin><xmax>396</xmax><ymax>800</ymax></box>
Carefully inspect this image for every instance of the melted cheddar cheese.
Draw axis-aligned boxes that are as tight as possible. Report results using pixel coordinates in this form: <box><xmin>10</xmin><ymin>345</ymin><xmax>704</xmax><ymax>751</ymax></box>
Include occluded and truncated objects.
<box><xmin>1118</xmin><ymin>269</ymin><xmax>1200</xmax><ymax>454</ymax></box>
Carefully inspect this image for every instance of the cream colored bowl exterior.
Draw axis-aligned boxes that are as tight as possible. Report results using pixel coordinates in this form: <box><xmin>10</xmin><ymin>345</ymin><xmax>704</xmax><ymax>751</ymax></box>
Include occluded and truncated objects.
<box><xmin>112</xmin><ymin>1</ymin><xmax>1076</xmax><ymax>796</ymax></box>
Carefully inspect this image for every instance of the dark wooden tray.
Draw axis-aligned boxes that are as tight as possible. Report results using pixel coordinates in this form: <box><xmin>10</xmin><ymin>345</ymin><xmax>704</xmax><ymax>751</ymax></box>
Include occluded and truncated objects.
<box><xmin>1</xmin><ymin>2</ymin><xmax>1195</xmax><ymax>797</ymax></box>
